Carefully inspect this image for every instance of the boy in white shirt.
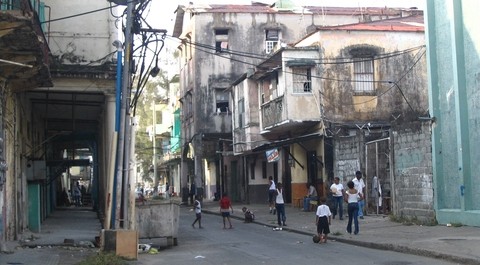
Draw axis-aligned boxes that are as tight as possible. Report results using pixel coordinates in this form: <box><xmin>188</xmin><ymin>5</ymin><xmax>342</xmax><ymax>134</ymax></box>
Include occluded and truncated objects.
<box><xmin>191</xmin><ymin>196</ymin><xmax>203</xmax><ymax>228</ymax></box>
<box><xmin>315</xmin><ymin>197</ymin><xmax>332</xmax><ymax>243</ymax></box>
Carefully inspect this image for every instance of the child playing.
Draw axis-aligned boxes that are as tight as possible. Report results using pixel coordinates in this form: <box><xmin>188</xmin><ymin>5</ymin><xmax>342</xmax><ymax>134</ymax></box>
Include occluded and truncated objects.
<box><xmin>242</xmin><ymin>207</ymin><xmax>255</xmax><ymax>223</ymax></box>
<box><xmin>219</xmin><ymin>192</ymin><xmax>234</xmax><ymax>229</ymax></box>
<box><xmin>191</xmin><ymin>196</ymin><xmax>203</xmax><ymax>228</ymax></box>
<box><xmin>315</xmin><ymin>197</ymin><xmax>332</xmax><ymax>243</ymax></box>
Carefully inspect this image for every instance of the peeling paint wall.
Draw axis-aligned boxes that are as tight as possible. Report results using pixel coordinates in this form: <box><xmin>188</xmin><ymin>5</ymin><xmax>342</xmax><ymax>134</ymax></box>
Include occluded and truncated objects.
<box><xmin>308</xmin><ymin>30</ymin><xmax>428</xmax><ymax>123</ymax></box>
<box><xmin>392</xmin><ymin>122</ymin><xmax>434</xmax><ymax>222</ymax></box>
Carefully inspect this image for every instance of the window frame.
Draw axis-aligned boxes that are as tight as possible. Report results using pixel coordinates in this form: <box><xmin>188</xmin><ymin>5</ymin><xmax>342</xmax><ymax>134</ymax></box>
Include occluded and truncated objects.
<box><xmin>215</xmin><ymin>90</ymin><xmax>229</xmax><ymax>113</ymax></box>
<box><xmin>292</xmin><ymin>67</ymin><xmax>312</xmax><ymax>93</ymax></box>
<box><xmin>237</xmin><ymin>98</ymin><xmax>245</xmax><ymax>128</ymax></box>
<box><xmin>353</xmin><ymin>57</ymin><xmax>375</xmax><ymax>93</ymax></box>
<box><xmin>265</xmin><ymin>29</ymin><xmax>279</xmax><ymax>54</ymax></box>
<box><xmin>215</xmin><ymin>29</ymin><xmax>229</xmax><ymax>53</ymax></box>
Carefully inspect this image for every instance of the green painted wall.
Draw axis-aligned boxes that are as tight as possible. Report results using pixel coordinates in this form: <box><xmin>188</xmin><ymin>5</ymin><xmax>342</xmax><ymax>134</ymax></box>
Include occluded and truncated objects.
<box><xmin>28</xmin><ymin>183</ymin><xmax>41</xmax><ymax>232</ymax></box>
<box><xmin>426</xmin><ymin>0</ymin><xmax>480</xmax><ymax>226</ymax></box>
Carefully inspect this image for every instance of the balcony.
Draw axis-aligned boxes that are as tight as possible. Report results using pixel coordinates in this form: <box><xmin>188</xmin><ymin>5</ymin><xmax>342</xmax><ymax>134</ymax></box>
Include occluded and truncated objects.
<box><xmin>0</xmin><ymin>0</ymin><xmax>52</xmax><ymax>90</ymax></box>
<box><xmin>261</xmin><ymin>93</ymin><xmax>322</xmax><ymax>135</ymax></box>
<box><xmin>261</xmin><ymin>95</ymin><xmax>284</xmax><ymax>129</ymax></box>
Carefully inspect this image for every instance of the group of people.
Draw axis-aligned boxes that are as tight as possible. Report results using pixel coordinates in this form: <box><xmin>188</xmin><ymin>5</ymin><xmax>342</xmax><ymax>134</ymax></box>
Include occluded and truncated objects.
<box><xmin>315</xmin><ymin>170</ymin><xmax>366</xmax><ymax>243</ymax></box>
<box><xmin>59</xmin><ymin>181</ymin><xmax>87</xmax><ymax>207</ymax></box>
<box><xmin>191</xmin><ymin>171</ymin><xmax>367</xmax><ymax>244</ymax></box>
<box><xmin>191</xmin><ymin>192</ymin><xmax>236</xmax><ymax>229</ymax></box>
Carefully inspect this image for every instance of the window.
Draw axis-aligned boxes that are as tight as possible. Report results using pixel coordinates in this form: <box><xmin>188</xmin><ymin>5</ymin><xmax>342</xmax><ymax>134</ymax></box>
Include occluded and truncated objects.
<box><xmin>215</xmin><ymin>29</ymin><xmax>229</xmax><ymax>53</ymax></box>
<box><xmin>216</xmin><ymin>90</ymin><xmax>229</xmax><ymax>113</ymax></box>
<box><xmin>186</xmin><ymin>94</ymin><xmax>192</xmax><ymax>118</ymax></box>
<box><xmin>238</xmin><ymin>98</ymin><xmax>245</xmax><ymax>128</ymax></box>
<box><xmin>353</xmin><ymin>58</ymin><xmax>374</xmax><ymax>92</ymax></box>
<box><xmin>292</xmin><ymin>67</ymin><xmax>312</xmax><ymax>93</ymax></box>
<box><xmin>156</xmin><ymin>110</ymin><xmax>163</xmax><ymax>124</ymax></box>
<box><xmin>265</xmin><ymin>30</ymin><xmax>279</xmax><ymax>54</ymax></box>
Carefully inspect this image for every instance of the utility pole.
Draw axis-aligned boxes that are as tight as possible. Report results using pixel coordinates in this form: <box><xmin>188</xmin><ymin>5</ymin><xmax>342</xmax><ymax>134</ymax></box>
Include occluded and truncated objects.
<box><xmin>114</xmin><ymin>0</ymin><xmax>135</xmax><ymax>229</ymax></box>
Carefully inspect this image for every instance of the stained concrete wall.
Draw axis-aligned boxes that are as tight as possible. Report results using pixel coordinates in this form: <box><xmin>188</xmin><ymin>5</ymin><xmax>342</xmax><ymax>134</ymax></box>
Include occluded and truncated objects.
<box><xmin>392</xmin><ymin>122</ymin><xmax>434</xmax><ymax>222</ymax></box>
<box><xmin>334</xmin><ymin>134</ymin><xmax>363</xmax><ymax>185</ymax></box>
<box><xmin>297</xmin><ymin>29</ymin><xmax>427</xmax><ymax>123</ymax></box>
<box><xmin>43</xmin><ymin>0</ymin><xmax>118</xmax><ymax>65</ymax></box>
<box><xmin>136</xmin><ymin>201</ymin><xmax>179</xmax><ymax>240</ymax></box>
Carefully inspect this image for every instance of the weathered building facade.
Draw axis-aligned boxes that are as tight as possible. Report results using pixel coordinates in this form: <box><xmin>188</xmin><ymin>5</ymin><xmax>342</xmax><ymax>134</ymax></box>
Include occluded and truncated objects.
<box><xmin>172</xmin><ymin>1</ymin><xmax>415</xmax><ymax>203</ymax></box>
<box><xmin>231</xmin><ymin>47</ymin><xmax>325</xmax><ymax>204</ymax></box>
<box><xmin>0</xmin><ymin>0</ymin><xmax>119</xmax><ymax>242</ymax></box>
<box><xmin>294</xmin><ymin>15</ymin><xmax>432</xmax><ymax>220</ymax></box>
<box><xmin>230</xmin><ymin>13</ymin><xmax>435</xmax><ymax>223</ymax></box>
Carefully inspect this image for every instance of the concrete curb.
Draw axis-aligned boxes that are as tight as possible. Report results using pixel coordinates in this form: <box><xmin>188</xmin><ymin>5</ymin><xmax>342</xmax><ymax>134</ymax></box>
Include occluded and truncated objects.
<box><xmin>202</xmin><ymin>209</ymin><xmax>479</xmax><ymax>265</ymax></box>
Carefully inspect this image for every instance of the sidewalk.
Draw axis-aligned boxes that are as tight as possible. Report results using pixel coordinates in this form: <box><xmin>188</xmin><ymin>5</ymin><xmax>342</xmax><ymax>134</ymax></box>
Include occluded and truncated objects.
<box><xmin>201</xmin><ymin>200</ymin><xmax>480</xmax><ymax>265</ymax></box>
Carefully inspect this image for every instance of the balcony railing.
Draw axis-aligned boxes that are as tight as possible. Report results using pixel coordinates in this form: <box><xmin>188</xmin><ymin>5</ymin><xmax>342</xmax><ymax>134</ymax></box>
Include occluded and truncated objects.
<box><xmin>261</xmin><ymin>95</ymin><xmax>284</xmax><ymax>129</ymax></box>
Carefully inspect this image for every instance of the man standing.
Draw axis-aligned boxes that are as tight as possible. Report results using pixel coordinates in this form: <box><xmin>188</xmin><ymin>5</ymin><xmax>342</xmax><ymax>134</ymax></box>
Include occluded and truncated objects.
<box><xmin>268</xmin><ymin>176</ymin><xmax>276</xmax><ymax>214</ymax></box>
<box><xmin>330</xmin><ymin>177</ymin><xmax>344</xmax><ymax>220</ymax></box>
<box><xmin>353</xmin><ymin>171</ymin><xmax>366</xmax><ymax>219</ymax></box>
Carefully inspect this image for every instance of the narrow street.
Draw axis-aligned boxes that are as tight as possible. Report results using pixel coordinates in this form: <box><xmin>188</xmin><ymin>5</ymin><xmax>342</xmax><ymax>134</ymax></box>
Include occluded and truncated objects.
<box><xmin>129</xmin><ymin>207</ymin><xmax>457</xmax><ymax>265</ymax></box>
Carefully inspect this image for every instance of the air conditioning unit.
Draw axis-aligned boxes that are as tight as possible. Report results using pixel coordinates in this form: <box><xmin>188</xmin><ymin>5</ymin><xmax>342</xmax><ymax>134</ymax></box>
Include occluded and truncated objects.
<box><xmin>26</xmin><ymin>160</ymin><xmax>46</xmax><ymax>180</ymax></box>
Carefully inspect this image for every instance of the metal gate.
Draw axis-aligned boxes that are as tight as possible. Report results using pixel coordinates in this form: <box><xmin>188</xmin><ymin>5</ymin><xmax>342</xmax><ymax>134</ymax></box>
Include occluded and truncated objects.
<box><xmin>365</xmin><ymin>137</ymin><xmax>392</xmax><ymax>215</ymax></box>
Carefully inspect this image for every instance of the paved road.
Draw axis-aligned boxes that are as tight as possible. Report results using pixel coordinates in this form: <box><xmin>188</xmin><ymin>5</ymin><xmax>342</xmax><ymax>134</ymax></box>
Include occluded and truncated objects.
<box><xmin>129</xmin><ymin>207</ymin><xmax>458</xmax><ymax>265</ymax></box>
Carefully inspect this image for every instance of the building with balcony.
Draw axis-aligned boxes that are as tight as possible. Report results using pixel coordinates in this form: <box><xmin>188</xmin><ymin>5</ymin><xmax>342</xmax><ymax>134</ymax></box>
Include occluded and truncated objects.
<box><xmin>172</xmin><ymin>0</ymin><xmax>416</xmax><ymax>203</ymax></box>
<box><xmin>231</xmin><ymin>14</ymin><xmax>433</xmax><ymax>222</ymax></box>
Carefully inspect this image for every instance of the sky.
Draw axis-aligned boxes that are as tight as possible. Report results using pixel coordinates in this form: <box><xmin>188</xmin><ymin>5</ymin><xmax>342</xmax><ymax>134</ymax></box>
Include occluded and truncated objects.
<box><xmin>148</xmin><ymin>0</ymin><xmax>426</xmax><ymax>33</ymax></box>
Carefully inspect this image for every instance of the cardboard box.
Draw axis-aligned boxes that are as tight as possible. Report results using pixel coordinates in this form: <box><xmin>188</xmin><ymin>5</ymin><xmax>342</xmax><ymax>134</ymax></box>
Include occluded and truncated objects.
<box><xmin>103</xmin><ymin>229</ymin><xmax>138</xmax><ymax>260</ymax></box>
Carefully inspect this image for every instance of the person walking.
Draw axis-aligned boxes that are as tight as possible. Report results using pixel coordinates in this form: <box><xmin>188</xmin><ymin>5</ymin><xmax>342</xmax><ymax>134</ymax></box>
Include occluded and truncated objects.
<box><xmin>219</xmin><ymin>192</ymin><xmax>234</xmax><ymax>229</ymax></box>
<box><xmin>345</xmin><ymin>180</ymin><xmax>363</xmax><ymax>235</ymax></box>
<box><xmin>191</xmin><ymin>196</ymin><xmax>203</xmax><ymax>228</ymax></box>
<box><xmin>165</xmin><ymin>182</ymin><xmax>170</xmax><ymax>199</ymax></box>
<box><xmin>73</xmin><ymin>182</ymin><xmax>82</xmax><ymax>207</ymax></box>
<box><xmin>303</xmin><ymin>183</ymin><xmax>318</xmax><ymax>212</ymax></box>
<box><xmin>353</xmin><ymin>170</ymin><xmax>366</xmax><ymax>219</ymax></box>
<box><xmin>189</xmin><ymin>181</ymin><xmax>196</xmax><ymax>205</ymax></box>
<box><xmin>275</xmin><ymin>182</ymin><xmax>287</xmax><ymax>227</ymax></box>
<box><xmin>315</xmin><ymin>197</ymin><xmax>332</xmax><ymax>243</ymax></box>
<box><xmin>330</xmin><ymin>176</ymin><xmax>344</xmax><ymax>220</ymax></box>
<box><xmin>268</xmin><ymin>176</ymin><xmax>276</xmax><ymax>214</ymax></box>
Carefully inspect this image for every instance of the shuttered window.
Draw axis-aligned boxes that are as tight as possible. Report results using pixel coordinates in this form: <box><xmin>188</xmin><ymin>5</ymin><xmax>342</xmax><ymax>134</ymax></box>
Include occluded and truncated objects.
<box><xmin>353</xmin><ymin>58</ymin><xmax>374</xmax><ymax>92</ymax></box>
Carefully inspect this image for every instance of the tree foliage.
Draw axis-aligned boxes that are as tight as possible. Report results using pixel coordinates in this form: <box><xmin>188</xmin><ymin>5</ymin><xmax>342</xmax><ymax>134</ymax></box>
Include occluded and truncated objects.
<box><xmin>133</xmin><ymin>68</ymin><xmax>170</xmax><ymax>185</ymax></box>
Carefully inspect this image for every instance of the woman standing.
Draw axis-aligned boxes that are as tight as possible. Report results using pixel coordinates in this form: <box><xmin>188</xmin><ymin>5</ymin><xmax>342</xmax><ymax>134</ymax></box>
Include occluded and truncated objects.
<box><xmin>345</xmin><ymin>180</ymin><xmax>363</xmax><ymax>235</ymax></box>
<box><xmin>275</xmin><ymin>183</ymin><xmax>286</xmax><ymax>227</ymax></box>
